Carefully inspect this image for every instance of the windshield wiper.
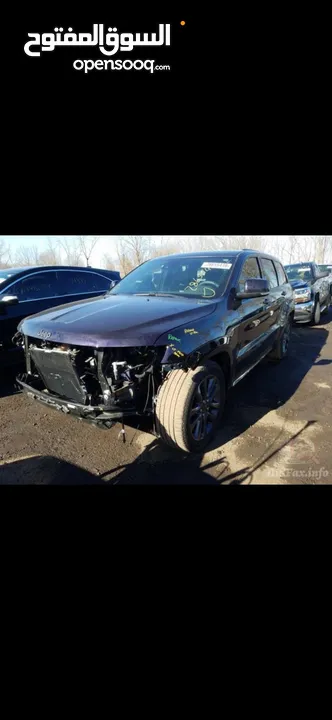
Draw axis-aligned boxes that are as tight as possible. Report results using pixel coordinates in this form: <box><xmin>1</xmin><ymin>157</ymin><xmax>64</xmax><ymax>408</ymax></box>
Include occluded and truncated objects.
<box><xmin>134</xmin><ymin>292</ymin><xmax>179</xmax><ymax>297</ymax></box>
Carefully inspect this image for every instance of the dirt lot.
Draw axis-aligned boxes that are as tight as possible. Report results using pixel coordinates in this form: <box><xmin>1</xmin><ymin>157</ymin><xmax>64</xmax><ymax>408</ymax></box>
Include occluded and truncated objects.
<box><xmin>1</xmin><ymin>314</ymin><xmax>332</xmax><ymax>484</ymax></box>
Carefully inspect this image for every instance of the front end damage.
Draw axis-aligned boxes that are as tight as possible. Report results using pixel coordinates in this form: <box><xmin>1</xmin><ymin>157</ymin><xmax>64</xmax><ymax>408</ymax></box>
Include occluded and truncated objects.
<box><xmin>14</xmin><ymin>333</ymin><xmax>182</xmax><ymax>430</ymax></box>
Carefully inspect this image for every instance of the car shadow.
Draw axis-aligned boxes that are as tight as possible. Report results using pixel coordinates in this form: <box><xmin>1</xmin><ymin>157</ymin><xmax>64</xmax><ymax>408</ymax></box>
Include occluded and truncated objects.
<box><xmin>0</xmin><ymin>453</ymin><xmax>249</xmax><ymax>485</ymax></box>
<box><xmin>215</xmin><ymin>322</ymin><xmax>329</xmax><ymax>441</ymax></box>
<box><xmin>0</xmin><ymin>417</ymin><xmax>315</xmax><ymax>485</ymax></box>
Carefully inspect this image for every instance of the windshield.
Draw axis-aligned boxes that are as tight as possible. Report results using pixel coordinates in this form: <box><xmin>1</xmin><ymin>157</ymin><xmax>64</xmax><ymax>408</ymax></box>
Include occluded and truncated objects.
<box><xmin>0</xmin><ymin>268</ymin><xmax>20</xmax><ymax>284</ymax></box>
<box><xmin>285</xmin><ymin>264</ymin><xmax>313</xmax><ymax>282</ymax></box>
<box><xmin>109</xmin><ymin>256</ymin><xmax>236</xmax><ymax>298</ymax></box>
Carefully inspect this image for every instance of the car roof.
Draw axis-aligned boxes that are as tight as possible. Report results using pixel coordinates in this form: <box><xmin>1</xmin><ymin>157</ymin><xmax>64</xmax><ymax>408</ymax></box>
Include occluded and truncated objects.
<box><xmin>151</xmin><ymin>250</ymin><xmax>284</xmax><ymax>263</ymax></box>
<box><xmin>0</xmin><ymin>265</ymin><xmax>120</xmax><ymax>289</ymax></box>
<box><xmin>0</xmin><ymin>265</ymin><xmax>117</xmax><ymax>277</ymax></box>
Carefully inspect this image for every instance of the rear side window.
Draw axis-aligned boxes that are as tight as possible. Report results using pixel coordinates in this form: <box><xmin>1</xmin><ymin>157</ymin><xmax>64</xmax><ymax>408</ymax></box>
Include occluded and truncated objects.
<box><xmin>8</xmin><ymin>272</ymin><xmax>58</xmax><ymax>301</ymax></box>
<box><xmin>238</xmin><ymin>257</ymin><xmax>261</xmax><ymax>292</ymax></box>
<box><xmin>274</xmin><ymin>261</ymin><xmax>288</xmax><ymax>286</ymax></box>
<box><xmin>83</xmin><ymin>272</ymin><xmax>110</xmax><ymax>292</ymax></box>
<box><xmin>57</xmin><ymin>271</ymin><xmax>110</xmax><ymax>296</ymax></box>
<box><xmin>260</xmin><ymin>259</ymin><xmax>278</xmax><ymax>289</ymax></box>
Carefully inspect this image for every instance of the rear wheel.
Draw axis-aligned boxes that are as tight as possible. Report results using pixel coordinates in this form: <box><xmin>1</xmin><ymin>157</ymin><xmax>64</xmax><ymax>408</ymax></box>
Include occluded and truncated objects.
<box><xmin>268</xmin><ymin>319</ymin><xmax>291</xmax><ymax>362</ymax></box>
<box><xmin>311</xmin><ymin>299</ymin><xmax>321</xmax><ymax>325</ymax></box>
<box><xmin>155</xmin><ymin>361</ymin><xmax>225</xmax><ymax>452</ymax></box>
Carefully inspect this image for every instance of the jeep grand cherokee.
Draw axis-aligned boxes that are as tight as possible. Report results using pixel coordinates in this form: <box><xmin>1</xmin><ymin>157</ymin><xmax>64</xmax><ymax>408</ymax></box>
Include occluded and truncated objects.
<box><xmin>15</xmin><ymin>251</ymin><xmax>294</xmax><ymax>452</ymax></box>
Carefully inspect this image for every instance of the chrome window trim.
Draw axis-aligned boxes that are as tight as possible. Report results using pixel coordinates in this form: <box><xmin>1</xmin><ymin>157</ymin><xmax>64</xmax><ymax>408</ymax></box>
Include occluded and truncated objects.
<box><xmin>0</xmin><ymin>268</ymin><xmax>113</xmax><ymax>298</ymax></box>
<box><xmin>11</xmin><ymin>291</ymin><xmax>106</xmax><ymax>304</ymax></box>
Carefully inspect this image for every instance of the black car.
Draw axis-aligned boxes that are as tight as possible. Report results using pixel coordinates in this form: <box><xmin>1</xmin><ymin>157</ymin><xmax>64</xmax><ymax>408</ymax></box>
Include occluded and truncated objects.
<box><xmin>0</xmin><ymin>265</ymin><xmax>120</xmax><ymax>363</ymax></box>
<box><xmin>16</xmin><ymin>251</ymin><xmax>294</xmax><ymax>453</ymax></box>
<box><xmin>284</xmin><ymin>262</ymin><xmax>331</xmax><ymax>324</ymax></box>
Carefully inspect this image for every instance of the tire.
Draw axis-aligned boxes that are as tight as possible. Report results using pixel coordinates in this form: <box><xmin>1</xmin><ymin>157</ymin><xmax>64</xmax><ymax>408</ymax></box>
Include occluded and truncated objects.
<box><xmin>268</xmin><ymin>319</ymin><xmax>291</xmax><ymax>363</ymax></box>
<box><xmin>311</xmin><ymin>299</ymin><xmax>321</xmax><ymax>325</ymax></box>
<box><xmin>155</xmin><ymin>360</ymin><xmax>225</xmax><ymax>453</ymax></box>
<box><xmin>321</xmin><ymin>295</ymin><xmax>331</xmax><ymax>315</ymax></box>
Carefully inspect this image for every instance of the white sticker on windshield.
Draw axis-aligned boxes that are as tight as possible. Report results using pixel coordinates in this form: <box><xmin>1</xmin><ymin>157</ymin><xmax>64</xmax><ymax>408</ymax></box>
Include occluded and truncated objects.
<box><xmin>202</xmin><ymin>262</ymin><xmax>232</xmax><ymax>270</ymax></box>
<box><xmin>298</xmin><ymin>267</ymin><xmax>310</xmax><ymax>272</ymax></box>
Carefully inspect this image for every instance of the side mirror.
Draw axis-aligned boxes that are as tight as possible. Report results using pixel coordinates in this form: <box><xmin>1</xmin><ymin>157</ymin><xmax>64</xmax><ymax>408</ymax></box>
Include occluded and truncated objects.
<box><xmin>0</xmin><ymin>295</ymin><xmax>19</xmax><ymax>306</ymax></box>
<box><xmin>236</xmin><ymin>278</ymin><xmax>270</xmax><ymax>299</ymax></box>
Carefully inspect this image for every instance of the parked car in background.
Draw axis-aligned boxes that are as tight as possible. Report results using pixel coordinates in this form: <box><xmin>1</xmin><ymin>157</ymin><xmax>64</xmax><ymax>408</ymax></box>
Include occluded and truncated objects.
<box><xmin>16</xmin><ymin>250</ymin><xmax>294</xmax><ymax>452</ymax></box>
<box><xmin>0</xmin><ymin>265</ymin><xmax>120</xmax><ymax>364</ymax></box>
<box><xmin>284</xmin><ymin>262</ymin><xmax>330</xmax><ymax>324</ymax></box>
<box><xmin>318</xmin><ymin>264</ymin><xmax>332</xmax><ymax>293</ymax></box>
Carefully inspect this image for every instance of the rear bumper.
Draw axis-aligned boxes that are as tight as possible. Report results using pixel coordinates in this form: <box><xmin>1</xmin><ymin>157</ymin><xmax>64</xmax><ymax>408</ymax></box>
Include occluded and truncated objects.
<box><xmin>16</xmin><ymin>375</ymin><xmax>142</xmax><ymax>428</ymax></box>
<box><xmin>293</xmin><ymin>300</ymin><xmax>314</xmax><ymax>323</ymax></box>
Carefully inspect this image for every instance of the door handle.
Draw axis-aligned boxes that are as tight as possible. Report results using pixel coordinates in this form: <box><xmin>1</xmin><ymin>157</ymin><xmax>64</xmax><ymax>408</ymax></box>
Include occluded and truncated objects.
<box><xmin>281</xmin><ymin>291</ymin><xmax>286</xmax><ymax>296</ymax></box>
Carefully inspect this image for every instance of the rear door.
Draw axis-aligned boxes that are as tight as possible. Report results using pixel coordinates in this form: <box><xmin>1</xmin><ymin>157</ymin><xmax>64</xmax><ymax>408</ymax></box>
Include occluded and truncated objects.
<box><xmin>256</xmin><ymin>257</ymin><xmax>283</xmax><ymax>351</ymax></box>
<box><xmin>234</xmin><ymin>256</ymin><xmax>273</xmax><ymax>381</ymax></box>
<box><xmin>55</xmin><ymin>269</ymin><xmax>111</xmax><ymax>303</ymax></box>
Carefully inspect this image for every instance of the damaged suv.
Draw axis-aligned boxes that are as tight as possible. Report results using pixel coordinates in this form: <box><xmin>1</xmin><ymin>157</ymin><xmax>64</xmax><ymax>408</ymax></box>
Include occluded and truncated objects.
<box><xmin>15</xmin><ymin>251</ymin><xmax>294</xmax><ymax>452</ymax></box>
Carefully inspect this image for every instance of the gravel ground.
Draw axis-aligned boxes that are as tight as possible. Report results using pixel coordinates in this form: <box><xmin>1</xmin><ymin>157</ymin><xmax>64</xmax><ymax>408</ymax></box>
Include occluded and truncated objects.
<box><xmin>1</xmin><ymin>314</ymin><xmax>332</xmax><ymax>484</ymax></box>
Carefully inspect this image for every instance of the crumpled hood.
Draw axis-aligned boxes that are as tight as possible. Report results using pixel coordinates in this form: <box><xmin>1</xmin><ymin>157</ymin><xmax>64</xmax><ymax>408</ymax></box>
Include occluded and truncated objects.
<box><xmin>290</xmin><ymin>280</ymin><xmax>311</xmax><ymax>290</ymax></box>
<box><xmin>19</xmin><ymin>293</ymin><xmax>217</xmax><ymax>347</ymax></box>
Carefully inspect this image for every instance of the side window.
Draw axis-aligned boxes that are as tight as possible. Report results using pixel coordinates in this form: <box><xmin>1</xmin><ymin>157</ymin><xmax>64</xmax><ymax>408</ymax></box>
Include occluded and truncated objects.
<box><xmin>274</xmin><ymin>260</ymin><xmax>288</xmax><ymax>286</ymax></box>
<box><xmin>84</xmin><ymin>272</ymin><xmax>111</xmax><ymax>292</ymax></box>
<box><xmin>260</xmin><ymin>259</ymin><xmax>278</xmax><ymax>289</ymax></box>
<box><xmin>238</xmin><ymin>257</ymin><xmax>261</xmax><ymax>292</ymax></box>
<box><xmin>57</xmin><ymin>271</ymin><xmax>110</xmax><ymax>296</ymax></box>
<box><xmin>8</xmin><ymin>272</ymin><xmax>58</xmax><ymax>301</ymax></box>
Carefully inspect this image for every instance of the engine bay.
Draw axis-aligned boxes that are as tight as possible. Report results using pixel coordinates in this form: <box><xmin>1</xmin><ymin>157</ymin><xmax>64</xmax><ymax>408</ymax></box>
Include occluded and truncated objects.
<box><xmin>15</xmin><ymin>335</ymin><xmax>164</xmax><ymax>416</ymax></box>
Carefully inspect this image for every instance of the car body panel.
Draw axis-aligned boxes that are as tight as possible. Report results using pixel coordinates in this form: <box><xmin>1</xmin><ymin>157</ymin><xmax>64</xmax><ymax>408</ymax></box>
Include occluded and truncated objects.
<box><xmin>18</xmin><ymin>293</ymin><xmax>218</xmax><ymax>347</ymax></box>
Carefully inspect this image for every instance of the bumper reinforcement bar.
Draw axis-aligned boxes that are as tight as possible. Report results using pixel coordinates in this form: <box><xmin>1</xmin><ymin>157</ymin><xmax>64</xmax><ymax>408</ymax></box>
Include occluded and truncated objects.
<box><xmin>16</xmin><ymin>377</ymin><xmax>142</xmax><ymax>427</ymax></box>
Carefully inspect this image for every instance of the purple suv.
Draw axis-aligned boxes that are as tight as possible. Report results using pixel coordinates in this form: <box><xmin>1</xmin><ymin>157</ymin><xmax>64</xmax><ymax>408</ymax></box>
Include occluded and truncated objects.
<box><xmin>15</xmin><ymin>251</ymin><xmax>294</xmax><ymax>452</ymax></box>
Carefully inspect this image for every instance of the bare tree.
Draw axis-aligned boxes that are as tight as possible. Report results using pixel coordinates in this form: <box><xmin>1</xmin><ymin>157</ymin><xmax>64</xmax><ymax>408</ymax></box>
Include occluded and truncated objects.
<box><xmin>14</xmin><ymin>244</ymin><xmax>40</xmax><ymax>266</ymax></box>
<box><xmin>38</xmin><ymin>237</ymin><xmax>62</xmax><ymax>265</ymax></box>
<box><xmin>78</xmin><ymin>236</ymin><xmax>100</xmax><ymax>266</ymax></box>
<box><xmin>0</xmin><ymin>238</ymin><xmax>11</xmax><ymax>268</ymax></box>
<box><xmin>101</xmin><ymin>252</ymin><xmax>116</xmax><ymax>270</ymax></box>
<box><xmin>57</xmin><ymin>237</ymin><xmax>83</xmax><ymax>266</ymax></box>
<box><xmin>116</xmin><ymin>236</ymin><xmax>151</xmax><ymax>276</ymax></box>
<box><xmin>149</xmin><ymin>236</ymin><xmax>180</xmax><ymax>258</ymax></box>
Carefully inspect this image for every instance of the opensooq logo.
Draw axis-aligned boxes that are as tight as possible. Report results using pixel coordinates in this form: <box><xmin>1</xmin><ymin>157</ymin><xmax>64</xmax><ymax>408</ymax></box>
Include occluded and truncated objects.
<box><xmin>24</xmin><ymin>23</ymin><xmax>172</xmax><ymax>74</ymax></box>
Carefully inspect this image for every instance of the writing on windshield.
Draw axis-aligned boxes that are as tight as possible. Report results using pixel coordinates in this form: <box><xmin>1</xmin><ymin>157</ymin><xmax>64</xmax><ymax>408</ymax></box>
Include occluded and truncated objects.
<box><xmin>110</xmin><ymin>257</ymin><xmax>235</xmax><ymax>298</ymax></box>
